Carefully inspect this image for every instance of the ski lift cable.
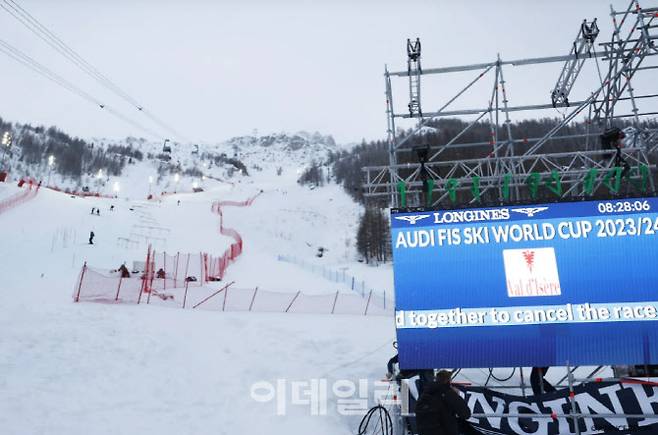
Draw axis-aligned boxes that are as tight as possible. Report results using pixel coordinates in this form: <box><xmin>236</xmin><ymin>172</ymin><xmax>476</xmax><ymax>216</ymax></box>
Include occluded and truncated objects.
<box><xmin>0</xmin><ymin>39</ymin><xmax>162</xmax><ymax>139</ymax></box>
<box><xmin>2</xmin><ymin>0</ymin><xmax>189</xmax><ymax>141</ymax></box>
<box><xmin>0</xmin><ymin>1</ymin><xmax>136</xmax><ymax>105</ymax></box>
<box><xmin>0</xmin><ymin>39</ymin><xmax>100</xmax><ymax>106</ymax></box>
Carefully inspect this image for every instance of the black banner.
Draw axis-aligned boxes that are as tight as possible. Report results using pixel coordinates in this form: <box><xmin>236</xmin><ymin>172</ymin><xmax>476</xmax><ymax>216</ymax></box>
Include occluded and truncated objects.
<box><xmin>406</xmin><ymin>381</ymin><xmax>658</xmax><ymax>435</ymax></box>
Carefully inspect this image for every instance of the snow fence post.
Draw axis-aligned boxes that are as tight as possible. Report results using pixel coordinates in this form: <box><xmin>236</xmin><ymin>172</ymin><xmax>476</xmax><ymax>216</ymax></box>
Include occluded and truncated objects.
<box><xmin>174</xmin><ymin>251</ymin><xmax>180</xmax><ymax>288</ymax></box>
<box><xmin>351</xmin><ymin>276</ymin><xmax>355</xmax><ymax>291</ymax></box>
<box><xmin>331</xmin><ymin>290</ymin><xmax>339</xmax><ymax>314</ymax></box>
<box><xmin>74</xmin><ymin>261</ymin><xmax>87</xmax><ymax>302</ymax></box>
<box><xmin>249</xmin><ymin>287</ymin><xmax>258</xmax><ymax>311</ymax></box>
<box><xmin>222</xmin><ymin>284</ymin><xmax>229</xmax><ymax>312</ymax></box>
<box><xmin>192</xmin><ymin>281</ymin><xmax>234</xmax><ymax>309</ymax></box>
<box><xmin>115</xmin><ymin>276</ymin><xmax>123</xmax><ymax>302</ymax></box>
<box><xmin>182</xmin><ymin>280</ymin><xmax>189</xmax><ymax>309</ymax></box>
<box><xmin>364</xmin><ymin>290</ymin><xmax>373</xmax><ymax>316</ymax></box>
<box><xmin>199</xmin><ymin>252</ymin><xmax>203</xmax><ymax>286</ymax></box>
<box><xmin>138</xmin><ymin>245</ymin><xmax>151</xmax><ymax>304</ymax></box>
<box><xmin>285</xmin><ymin>291</ymin><xmax>301</xmax><ymax>313</ymax></box>
<box><xmin>147</xmin><ymin>249</ymin><xmax>156</xmax><ymax>305</ymax></box>
<box><xmin>383</xmin><ymin>290</ymin><xmax>386</xmax><ymax>310</ymax></box>
<box><xmin>184</xmin><ymin>253</ymin><xmax>190</xmax><ymax>284</ymax></box>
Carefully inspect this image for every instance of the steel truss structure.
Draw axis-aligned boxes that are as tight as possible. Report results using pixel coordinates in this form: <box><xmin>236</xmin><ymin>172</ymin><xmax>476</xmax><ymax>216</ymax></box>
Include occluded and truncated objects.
<box><xmin>366</xmin><ymin>1</ymin><xmax>658</xmax><ymax>208</ymax></box>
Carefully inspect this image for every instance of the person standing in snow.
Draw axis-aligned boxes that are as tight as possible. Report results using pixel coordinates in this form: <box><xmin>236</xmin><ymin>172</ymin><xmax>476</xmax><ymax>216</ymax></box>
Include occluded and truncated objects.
<box><xmin>88</xmin><ymin>231</ymin><xmax>95</xmax><ymax>245</ymax></box>
<box><xmin>118</xmin><ymin>264</ymin><xmax>130</xmax><ymax>278</ymax></box>
<box><xmin>530</xmin><ymin>367</ymin><xmax>555</xmax><ymax>396</ymax></box>
<box><xmin>415</xmin><ymin>370</ymin><xmax>471</xmax><ymax>435</ymax></box>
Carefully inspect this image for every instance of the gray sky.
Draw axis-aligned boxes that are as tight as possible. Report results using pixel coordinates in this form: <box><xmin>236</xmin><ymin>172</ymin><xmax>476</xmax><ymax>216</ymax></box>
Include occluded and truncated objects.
<box><xmin>1</xmin><ymin>0</ymin><xmax>654</xmax><ymax>145</ymax></box>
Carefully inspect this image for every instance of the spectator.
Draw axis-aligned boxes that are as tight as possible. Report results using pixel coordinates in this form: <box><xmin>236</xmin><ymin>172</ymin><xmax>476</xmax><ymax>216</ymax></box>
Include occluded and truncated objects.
<box><xmin>415</xmin><ymin>370</ymin><xmax>471</xmax><ymax>435</ymax></box>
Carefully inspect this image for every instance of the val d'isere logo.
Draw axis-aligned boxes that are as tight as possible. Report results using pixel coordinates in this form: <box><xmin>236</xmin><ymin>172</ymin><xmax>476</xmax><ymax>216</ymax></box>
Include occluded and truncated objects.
<box><xmin>502</xmin><ymin>247</ymin><xmax>561</xmax><ymax>297</ymax></box>
<box><xmin>394</xmin><ymin>214</ymin><xmax>430</xmax><ymax>225</ymax></box>
<box><xmin>522</xmin><ymin>250</ymin><xmax>535</xmax><ymax>272</ymax></box>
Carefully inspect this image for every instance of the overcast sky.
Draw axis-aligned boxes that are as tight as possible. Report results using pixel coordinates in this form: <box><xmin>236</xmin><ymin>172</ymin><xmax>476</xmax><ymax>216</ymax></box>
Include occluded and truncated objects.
<box><xmin>1</xmin><ymin>0</ymin><xmax>654</xmax><ymax>145</ymax></box>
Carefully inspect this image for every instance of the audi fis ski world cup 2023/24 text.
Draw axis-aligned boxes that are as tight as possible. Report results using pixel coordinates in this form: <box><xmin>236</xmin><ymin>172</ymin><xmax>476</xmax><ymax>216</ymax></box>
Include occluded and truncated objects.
<box><xmin>390</xmin><ymin>197</ymin><xmax>658</xmax><ymax>369</ymax></box>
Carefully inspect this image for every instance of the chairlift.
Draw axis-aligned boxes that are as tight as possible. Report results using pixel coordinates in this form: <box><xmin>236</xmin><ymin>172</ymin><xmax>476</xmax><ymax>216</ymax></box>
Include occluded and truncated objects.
<box><xmin>162</xmin><ymin>138</ymin><xmax>172</xmax><ymax>154</ymax></box>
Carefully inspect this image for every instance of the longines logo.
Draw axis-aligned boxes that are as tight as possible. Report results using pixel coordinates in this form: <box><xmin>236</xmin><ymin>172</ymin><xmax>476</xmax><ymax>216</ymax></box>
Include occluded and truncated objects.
<box><xmin>396</xmin><ymin>205</ymin><xmax>549</xmax><ymax>226</ymax></box>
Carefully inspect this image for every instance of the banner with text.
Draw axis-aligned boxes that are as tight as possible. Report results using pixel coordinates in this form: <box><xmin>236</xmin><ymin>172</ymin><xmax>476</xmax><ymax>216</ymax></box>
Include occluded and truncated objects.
<box><xmin>391</xmin><ymin>197</ymin><xmax>658</xmax><ymax>368</ymax></box>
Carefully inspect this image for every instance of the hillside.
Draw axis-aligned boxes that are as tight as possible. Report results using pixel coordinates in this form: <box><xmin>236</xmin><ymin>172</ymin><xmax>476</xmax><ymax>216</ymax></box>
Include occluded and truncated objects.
<box><xmin>0</xmin><ymin>118</ymin><xmax>400</xmax><ymax>434</ymax></box>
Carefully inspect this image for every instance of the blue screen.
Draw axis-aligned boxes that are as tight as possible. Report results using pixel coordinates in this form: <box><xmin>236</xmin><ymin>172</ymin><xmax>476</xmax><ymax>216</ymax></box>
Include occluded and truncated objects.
<box><xmin>391</xmin><ymin>197</ymin><xmax>658</xmax><ymax>369</ymax></box>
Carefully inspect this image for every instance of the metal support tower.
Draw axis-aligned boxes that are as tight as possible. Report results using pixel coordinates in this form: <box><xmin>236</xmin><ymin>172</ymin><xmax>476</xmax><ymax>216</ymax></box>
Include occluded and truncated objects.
<box><xmin>364</xmin><ymin>1</ymin><xmax>658</xmax><ymax>209</ymax></box>
<box><xmin>406</xmin><ymin>38</ymin><xmax>422</xmax><ymax>118</ymax></box>
<box><xmin>551</xmin><ymin>19</ymin><xmax>600</xmax><ymax>108</ymax></box>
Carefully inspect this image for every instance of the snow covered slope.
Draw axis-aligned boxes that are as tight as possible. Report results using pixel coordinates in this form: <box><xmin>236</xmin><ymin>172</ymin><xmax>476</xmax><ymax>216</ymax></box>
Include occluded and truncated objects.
<box><xmin>0</xmin><ymin>137</ymin><xmax>398</xmax><ymax>434</ymax></box>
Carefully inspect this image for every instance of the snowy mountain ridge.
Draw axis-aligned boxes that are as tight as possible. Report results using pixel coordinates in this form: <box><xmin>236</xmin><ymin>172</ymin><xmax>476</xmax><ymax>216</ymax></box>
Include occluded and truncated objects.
<box><xmin>0</xmin><ymin>115</ymin><xmax>345</xmax><ymax>197</ymax></box>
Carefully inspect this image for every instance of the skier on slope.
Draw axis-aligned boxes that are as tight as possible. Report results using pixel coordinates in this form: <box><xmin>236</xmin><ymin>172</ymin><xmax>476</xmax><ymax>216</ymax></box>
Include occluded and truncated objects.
<box><xmin>88</xmin><ymin>231</ymin><xmax>95</xmax><ymax>245</ymax></box>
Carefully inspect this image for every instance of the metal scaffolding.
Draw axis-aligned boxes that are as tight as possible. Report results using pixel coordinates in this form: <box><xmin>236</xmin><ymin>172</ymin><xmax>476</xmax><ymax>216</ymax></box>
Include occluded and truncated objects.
<box><xmin>364</xmin><ymin>1</ymin><xmax>658</xmax><ymax>208</ymax></box>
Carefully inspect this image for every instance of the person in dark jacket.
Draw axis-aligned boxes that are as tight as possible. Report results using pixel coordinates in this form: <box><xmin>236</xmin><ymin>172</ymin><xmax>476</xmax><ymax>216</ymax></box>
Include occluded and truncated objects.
<box><xmin>530</xmin><ymin>367</ymin><xmax>556</xmax><ymax>396</ymax></box>
<box><xmin>118</xmin><ymin>264</ymin><xmax>130</xmax><ymax>278</ymax></box>
<box><xmin>88</xmin><ymin>231</ymin><xmax>95</xmax><ymax>245</ymax></box>
<box><xmin>415</xmin><ymin>370</ymin><xmax>471</xmax><ymax>435</ymax></box>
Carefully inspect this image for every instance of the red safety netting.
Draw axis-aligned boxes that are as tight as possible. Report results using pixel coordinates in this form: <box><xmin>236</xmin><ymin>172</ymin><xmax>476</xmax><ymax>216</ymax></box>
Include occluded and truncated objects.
<box><xmin>205</xmin><ymin>192</ymin><xmax>261</xmax><ymax>280</ymax></box>
<box><xmin>69</xmin><ymin>192</ymin><xmax>392</xmax><ymax>316</ymax></box>
<box><xmin>0</xmin><ymin>181</ymin><xmax>39</xmax><ymax>215</ymax></box>
<box><xmin>72</xmin><ymin>266</ymin><xmax>144</xmax><ymax>303</ymax></box>
<box><xmin>149</xmin><ymin>250</ymin><xmax>206</xmax><ymax>289</ymax></box>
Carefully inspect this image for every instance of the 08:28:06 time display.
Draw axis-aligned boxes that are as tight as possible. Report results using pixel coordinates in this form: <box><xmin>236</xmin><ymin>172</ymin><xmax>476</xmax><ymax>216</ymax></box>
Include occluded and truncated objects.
<box><xmin>597</xmin><ymin>200</ymin><xmax>651</xmax><ymax>214</ymax></box>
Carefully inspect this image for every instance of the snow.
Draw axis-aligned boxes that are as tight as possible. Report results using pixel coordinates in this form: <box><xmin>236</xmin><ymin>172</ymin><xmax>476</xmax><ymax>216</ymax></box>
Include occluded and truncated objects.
<box><xmin>0</xmin><ymin>130</ymin><xmax>608</xmax><ymax>434</ymax></box>
<box><xmin>0</xmin><ymin>143</ymin><xmax>400</xmax><ymax>434</ymax></box>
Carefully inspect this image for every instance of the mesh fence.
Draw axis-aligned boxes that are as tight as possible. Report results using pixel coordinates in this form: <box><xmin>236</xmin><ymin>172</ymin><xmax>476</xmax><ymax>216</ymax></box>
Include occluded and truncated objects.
<box><xmin>276</xmin><ymin>255</ymin><xmax>393</xmax><ymax>310</ymax></box>
<box><xmin>73</xmin><ymin>267</ymin><xmax>144</xmax><ymax>303</ymax></box>
<box><xmin>71</xmin><ymin>192</ymin><xmax>392</xmax><ymax>316</ymax></box>
<box><xmin>149</xmin><ymin>251</ymin><xmax>205</xmax><ymax>287</ymax></box>
<box><xmin>74</xmin><ymin>270</ymin><xmax>392</xmax><ymax>317</ymax></box>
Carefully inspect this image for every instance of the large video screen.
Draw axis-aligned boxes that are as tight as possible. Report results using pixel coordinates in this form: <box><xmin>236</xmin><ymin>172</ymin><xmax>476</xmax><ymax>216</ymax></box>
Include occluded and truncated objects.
<box><xmin>391</xmin><ymin>197</ymin><xmax>658</xmax><ymax>369</ymax></box>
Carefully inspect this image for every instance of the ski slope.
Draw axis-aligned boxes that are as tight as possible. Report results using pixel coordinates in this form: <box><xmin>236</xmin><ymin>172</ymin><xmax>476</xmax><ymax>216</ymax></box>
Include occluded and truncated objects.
<box><xmin>0</xmin><ymin>161</ymin><xmax>397</xmax><ymax>435</ymax></box>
